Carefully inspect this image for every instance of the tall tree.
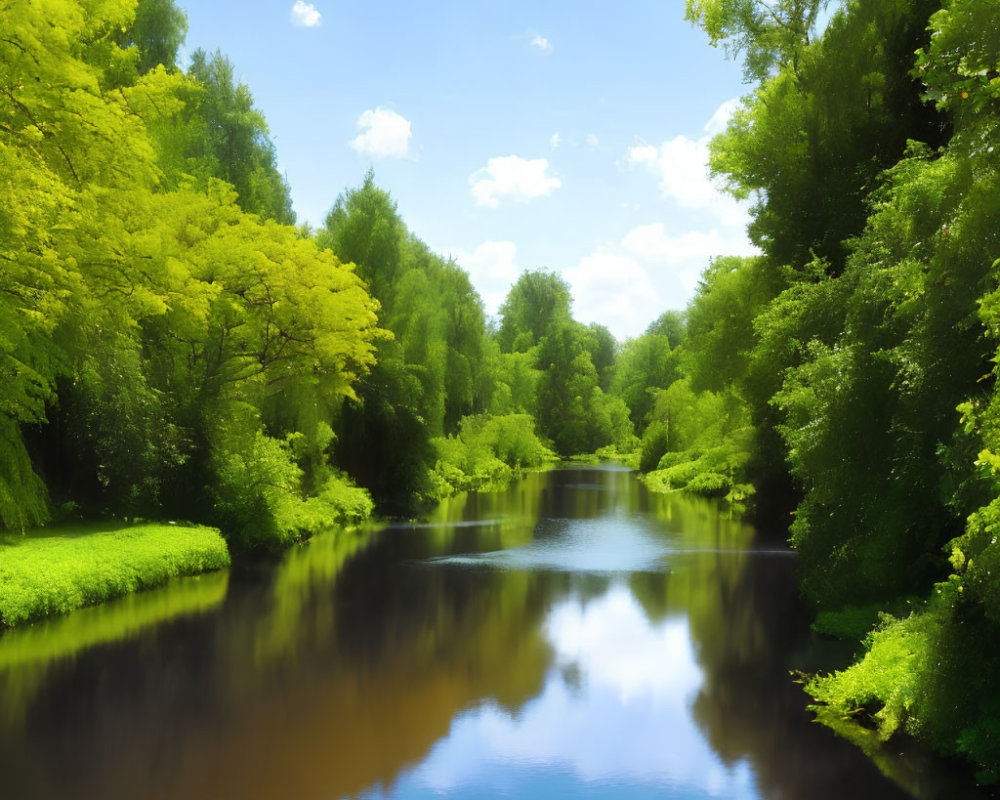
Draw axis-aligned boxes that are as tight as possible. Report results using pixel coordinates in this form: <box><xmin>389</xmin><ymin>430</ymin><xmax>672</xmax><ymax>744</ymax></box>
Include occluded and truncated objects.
<box><xmin>180</xmin><ymin>49</ymin><xmax>295</xmax><ymax>224</ymax></box>
<box><xmin>497</xmin><ymin>271</ymin><xmax>572</xmax><ymax>353</ymax></box>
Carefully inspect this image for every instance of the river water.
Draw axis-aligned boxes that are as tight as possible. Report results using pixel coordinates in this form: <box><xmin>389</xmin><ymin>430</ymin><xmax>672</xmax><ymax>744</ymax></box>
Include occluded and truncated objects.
<box><xmin>0</xmin><ymin>466</ymin><xmax>984</xmax><ymax>799</ymax></box>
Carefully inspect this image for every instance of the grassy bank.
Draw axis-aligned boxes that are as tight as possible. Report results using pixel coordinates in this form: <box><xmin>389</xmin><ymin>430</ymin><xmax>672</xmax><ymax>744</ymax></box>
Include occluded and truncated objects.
<box><xmin>0</xmin><ymin>522</ymin><xmax>230</xmax><ymax>627</ymax></box>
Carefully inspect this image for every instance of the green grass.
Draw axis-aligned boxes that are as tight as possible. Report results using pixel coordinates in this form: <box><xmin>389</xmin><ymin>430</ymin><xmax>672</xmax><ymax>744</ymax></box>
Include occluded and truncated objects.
<box><xmin>0</xmin><ymin>522</ymin><xmax>230</xmax><ymax>627</ymax></box>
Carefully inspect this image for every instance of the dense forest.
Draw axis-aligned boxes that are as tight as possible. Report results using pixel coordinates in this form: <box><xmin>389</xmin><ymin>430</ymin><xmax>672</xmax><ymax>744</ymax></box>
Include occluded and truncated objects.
<box><xmin>2</xmin><ymin>0</ymin><xmax>999</xmax><ymax>782</ymax></box>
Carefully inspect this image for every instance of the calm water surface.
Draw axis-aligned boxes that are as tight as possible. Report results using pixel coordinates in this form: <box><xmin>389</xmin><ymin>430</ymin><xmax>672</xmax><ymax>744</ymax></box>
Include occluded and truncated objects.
<box><xmin>0</xmin><ymin>467</ymin><xmax>984</xmax><ymax>799</ymax></box>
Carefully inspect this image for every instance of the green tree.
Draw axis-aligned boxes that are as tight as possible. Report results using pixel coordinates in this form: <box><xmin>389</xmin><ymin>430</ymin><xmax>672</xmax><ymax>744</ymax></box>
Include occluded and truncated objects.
<box><xmin>645</xmin><ymin>311</ymin><xmax>687</xmax><ymax>349</ymax></box>
<box><xmin>610</xmin><ymin>334</ymin><xmax>676</xmax><ymax>432</ymax></box>
<box><xmin>497</xmin><ymin>271</ymin><xmax>572</xmax><ymax>353</ymax></box>
<box><xmin>181</xmin><ymin>49</ymin><xmax>295</xmax><ymax>223</ymax></box>
<box><xmin>685</xmin><ymin>0</ymin><xmax>832</xmax><ymax>84</ymax></box>
<box><xmin>117</xmin><ymin>0</ymin><xmax>189</xmax><ymax>74</ymax></box>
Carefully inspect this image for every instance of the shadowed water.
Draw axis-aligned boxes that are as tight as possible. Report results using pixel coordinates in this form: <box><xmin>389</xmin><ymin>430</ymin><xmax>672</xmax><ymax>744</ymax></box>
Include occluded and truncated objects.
<box><xmin>0</xmin><ymin>467</ymin><xmax>983</xmax><ymax>799</ymax></box>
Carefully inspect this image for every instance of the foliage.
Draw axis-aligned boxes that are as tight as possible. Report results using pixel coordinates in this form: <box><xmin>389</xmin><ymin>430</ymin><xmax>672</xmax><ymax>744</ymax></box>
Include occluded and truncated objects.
<box><xmin>686</xmin><ymin>0</ymin><xmax>832</xmax><ymax>84</ymax></box>
<box><xmin>0</xmin><ymin>523</ymin><xmax>230</xmax><ymax>627</ymax></box>
<box><xmin>117</xmin><ymin>0</ymin><xmax>188</xmax><ymax>75</ymax></box>
<box><xmin>428</xmin><ymin>414</ymin><xmax>555</xmax><ymax>497</ymax></box>
<box><xmin>611</xmin><ymin>333</ymin><xmax>677</xmax><ymax>432</ymax></box>
<box><xmin>645</xmin><ymin>310</ymin><xmax>687</xmax><ymax>349</ymax></box>
<box><xmin>639</xmin><ymin>423</ymin><xmax>671</xmax><ymax>474</ymax></box>
<box><xmin>181</xmin><ymin>50</ymin><xmax>295</xmax><ymax>223</ymax></box>
<box><xmin>593</xmin><ymin>443</ymin><xmax>641</xmax><ymax>469</ymax></box>
<box><xmin>318</xmin><ymin>173</ymin><xmax>490</xmax><ymax>512</ymax></box>
<box><xmin>681</xmin><ymin>0</ymin><xmax>1000</xmax><ymax>777</ymax></box>
<box><xmin>0</xmin><ymin>0</ymin><xmax>381</xmax><ymax>549</ymax></box>
<box><xmin>706</xmin><ymin>0</ymin><xmax>947</xmax><ymax>272</ymax></box>
<box><xmin>497</xmin><ymin>271</ymin><xmax>572</xmax><ymax>353</ymax></box>
<box><xmin>535</xmin><ymin>322</ymin><xmax>625</xmax><ymax>455</ymax></box>
<box><xmin>807</xmin><ymin>578</ymin><xmax>1000</xmax><ymax>778</ymax></box>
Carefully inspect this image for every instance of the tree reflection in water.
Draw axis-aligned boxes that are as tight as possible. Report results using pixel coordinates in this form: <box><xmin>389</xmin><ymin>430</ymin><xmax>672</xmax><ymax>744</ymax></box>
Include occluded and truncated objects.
<box><xmin>0</xmin><ymin>468</ymin><xmax>978</xmax><ymax>799</ymax></box>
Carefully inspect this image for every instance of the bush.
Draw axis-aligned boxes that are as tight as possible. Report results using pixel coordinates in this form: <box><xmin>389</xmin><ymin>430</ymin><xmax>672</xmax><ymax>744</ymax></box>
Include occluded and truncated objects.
<box><xmin>807</xmin><ymin>578</ymin><xmax>1000</xmax><ymax>779</ymax></box>
<box><xmin>206</xmin><ymin>405</ymin><xmax>373</xmax><ymax>550</ymax></box>
<box><xmin>428</xmin><ymin>413</ymin><xmax>554</xmax><ymax>498</ymax></box>
<box><xmin>685</xmin><ymin>471</ymin><xmax>730</xmax><ymax>497</ymax></box>
<box><xmin>639</xmin><ymin>422</ymin><xmax>670</xmax><ymax>473</ymax></box>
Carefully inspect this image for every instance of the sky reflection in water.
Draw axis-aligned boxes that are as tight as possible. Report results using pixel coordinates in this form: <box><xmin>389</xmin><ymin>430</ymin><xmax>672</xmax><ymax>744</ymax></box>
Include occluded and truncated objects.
<box><xmin>374</xmin><ymin>585</ymin><xmax>756</xmax><ymax>800</ymax></box>
<box><xmin>0</xmin><ymin>467</ymin><xmax>963</xmax><ymax>800</ymax></box>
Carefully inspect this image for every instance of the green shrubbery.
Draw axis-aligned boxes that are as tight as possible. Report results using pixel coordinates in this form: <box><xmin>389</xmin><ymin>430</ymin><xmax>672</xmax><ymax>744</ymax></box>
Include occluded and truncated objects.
<box><xmin>208</xmin><ymin>415</ymin><xmax>374</xmax><ymax>551</ymax></box>
<box><xmin>0</xmin><ymin>523</ymin><xmax>230</xmax><ymax>626</ymax></box>
<box><xmin>428</xmin><ymin>414</ymin><xmax>555</xmax><ymax>497</ymax></box>
<box><xmin>635</xmin><ymin>378</ymin><xmax>755</xmax><ymax>510</ymax></box>
<box><xmin>593</xmin><ymin>443</ymin><xmax>640</xmax><ymax>469</ymax></box>
<box><xmin>807</xmin><ymin>577</ymin><xmax>1000</xmax><ymax>780</ymax></box>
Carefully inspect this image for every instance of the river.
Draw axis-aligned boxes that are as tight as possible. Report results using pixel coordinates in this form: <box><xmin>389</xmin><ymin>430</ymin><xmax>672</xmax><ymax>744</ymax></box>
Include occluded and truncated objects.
<box><xmin>0</xmin><ymin>466</ymin><xmax>985</xmax><ymax>799</ymax></box>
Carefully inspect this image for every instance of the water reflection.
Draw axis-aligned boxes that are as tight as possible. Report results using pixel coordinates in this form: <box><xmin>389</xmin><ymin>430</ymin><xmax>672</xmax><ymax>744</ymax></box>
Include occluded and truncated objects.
<box><xmin>378</xmin><ymin>587</ymin><xmax>759</xmax><ymax>799</ymax></box>
<box><xmin>0</xmin><ymin>468</ymin><xmax>981</xmax><ymax>799</ymax></box>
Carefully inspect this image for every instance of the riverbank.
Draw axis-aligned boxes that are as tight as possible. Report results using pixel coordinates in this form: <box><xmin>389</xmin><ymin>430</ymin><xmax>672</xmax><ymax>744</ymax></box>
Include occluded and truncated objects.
<box><xmin>0</xmin><ymin>522</ymin><xmax>230</xmax><ymax>627</ymax></box>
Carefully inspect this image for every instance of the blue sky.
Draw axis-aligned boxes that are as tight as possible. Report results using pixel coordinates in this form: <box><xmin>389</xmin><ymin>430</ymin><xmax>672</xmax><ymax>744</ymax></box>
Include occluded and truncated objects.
<box><xmin>180</xmin><ymin>0</ymin><xmax>757</xmax><ymax>339</ymax></box>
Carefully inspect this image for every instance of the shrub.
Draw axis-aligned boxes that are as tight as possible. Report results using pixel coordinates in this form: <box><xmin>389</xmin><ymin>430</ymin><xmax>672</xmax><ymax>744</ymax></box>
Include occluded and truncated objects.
<box><xmin>428</xmin><ymin>413</ymin><xmax>554</xmax><ymax>498</ymax></box>
<box><xmin>807</xmin><ymin>578</ymin><xmax>1000</xmax><ymax>779</ymax></box>
<box><xmin>639</xmin><ymin>422</ymin><xmax>670</xmax><ymax>473</ymax></box>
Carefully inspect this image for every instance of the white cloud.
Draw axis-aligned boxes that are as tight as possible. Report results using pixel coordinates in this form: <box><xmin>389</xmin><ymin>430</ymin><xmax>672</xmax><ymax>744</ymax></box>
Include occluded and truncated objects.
<box><xmin>625</xmin><ymin>98</ymin><xmax>749</xmax><ymax>229</ymax></box>
<box><xmin>469</xmin><ymin>156</ymin><xmax>561</xmax><ymax>208</ymax></box>
<box><xmin>550</xmin><ymin>132</ymin><xmax>562</xmax><ymax>150</ymax></box>
<box><xmin>623</xmin><ymin>222</ymin><xmax>757</xmax><ymax>295</ymax></box>
<box><xmin>566</xmin><ymin>216</ymin><xmax>757</xmax><ymax>340</ymax></box>
<box><xmin>349</xmin><ymin>107</ymin><xmax>412</xmax><ymax>159</ymax></box>
<box><xmin>704</xmin><ymin>97</ymin><xmax>742</xmax><ymax>136</ymax></box>
<box><xmin>451</xmin><ymin>240</ymin><xmax>521</xmax><ymax>315</ymax></box>
<box><xmin>586</xmin><ymin>133</ymin><xmax>599</xmax><ymax>148</ymax></box>
<box><xmin>530</xmin><ymin>32</ymin><xmax>553</xmax><ymax>54</ymax></box>
<box><xmin>546</xmin><ymin>588</ymin><xmax>702</xmax><ymax>704</ymax></box>
<box><xmin>451</xmin><ymin>99</ymin><xmax>757</xmax><ymax>340</ymax></box>
<box><xmin>290</xmin><ymin>1</ymin><xmax>321</xmax><ymax>27</ymax></box>
<box><xmin>565</xmin><ymin>252</ymin><xmax>662</xmax><ymax>339</ymax></box>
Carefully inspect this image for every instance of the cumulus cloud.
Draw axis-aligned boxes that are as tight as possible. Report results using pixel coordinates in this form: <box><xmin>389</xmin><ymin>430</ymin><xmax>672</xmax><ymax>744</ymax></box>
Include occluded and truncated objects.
<box><xmin>586</xmin><ymin>133</ymin><xmax>599</xmax><ymax>148</ymax></box>
<box><xmin>290</xmin><ymin>1</ymin><xmax>321</xmax><ymax>27</ymax></box>
<box><xmin>349</xmin><ymin>107</ymin><xmax>412</xmax><ymax>159</ymax></box>
<box><xmin>566</xmin><ymin>212</ymin><xmax>757</xmax><ymax>339</ymax></box>
<box><xmin>625</xmin><ymin>98</ymin><xmax>749</xmax><ymax>229</ymax></box>
<box><xmin>703</xmin><ymin>97</ymin><xmax>742</xmax><ymax>136</ymax></box>
<box><xmin>469</xmin><ymin>156</ymin><xmax>561</xmax><ymax>208</ymax></box>
<box><xmin>550</xmin><ymin>132</ymin><xmax>562</xmax><ymax>150</ymax></box>
<box><xmin>530</xmin><ymin>32</ymin><xmax>553</xmax><ymax>54</ymax></box>
<box><xmin>564</xmin><ymin>252</ymin><xmax>662</xmax><ymax>339</ymax></box>
<box><xmin>454</xmin><ymin>99</ymin><xmax>756</xmax><ymax>340</ymax></box>
<box><xmin>450</xmin><ymin>240</ymin><xmax>521</xmax><ymax>315</ymax></box>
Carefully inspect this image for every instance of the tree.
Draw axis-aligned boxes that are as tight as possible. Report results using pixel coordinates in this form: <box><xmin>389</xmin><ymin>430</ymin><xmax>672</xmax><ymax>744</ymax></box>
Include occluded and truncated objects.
<box><xmin>117</xmin><ymin>0</ymin><xmax>189</xmax><ymax>75</ymax></box>
<box><xmin>0</xmin><ymin>0</ymin><xmax>186</xmax><ymax>527</ymax></box>
<box><xmin>181</xmin><ymin>49</ymin><xmax>295</xmax><ymax>224</ymax></box>
<box><xmin>645</xmin><ymin>311</ymin><xmax>687</xmax><ymax>350</ymax></box>
<box><xmin>705</xmin><ymin>0</ymin><xmax>948</xmax><ymax>273</ymax></box>
<box><xmin>497</xmin><ymin>271</ymin><xmax>572</xmax><ymax>353</ymax></box>
<box><xmin>583</xmin><ymin>323</ymin><xmax>618</xmax><ymax>392</ymax></box>
<box><xmin>611</xmin><ymin>334</ymin><xmax>676</xmax><ymax>432</ymax></box>
<box><xmin>685</xmin><ymin>0</ymin><xmax>833</xmax><ymax>84</ymax></box>
<box><xmin>535</xmin><ymin>321</ymin><xmax>624</xmax><ymax>455</ymax></box>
